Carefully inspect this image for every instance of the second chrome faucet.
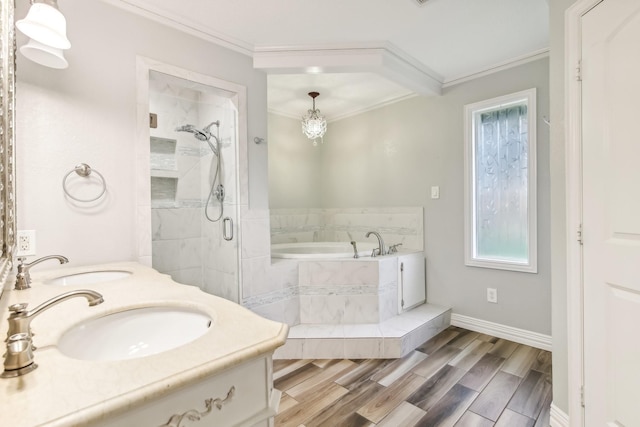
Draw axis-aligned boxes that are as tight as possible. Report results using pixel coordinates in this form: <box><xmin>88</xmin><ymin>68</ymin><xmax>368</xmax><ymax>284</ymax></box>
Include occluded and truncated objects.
<box><xmin>14</xmin><ymin>255</ymin><xmax>69</xmax><ymax>290</ymax></box>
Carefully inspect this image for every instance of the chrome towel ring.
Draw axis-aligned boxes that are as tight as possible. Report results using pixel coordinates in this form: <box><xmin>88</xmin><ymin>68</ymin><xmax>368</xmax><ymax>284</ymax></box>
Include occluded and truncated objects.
<box><xmin>62</xmin><ymin>163</ymin><xmax>106</xmax><ymax>202</ymax></box>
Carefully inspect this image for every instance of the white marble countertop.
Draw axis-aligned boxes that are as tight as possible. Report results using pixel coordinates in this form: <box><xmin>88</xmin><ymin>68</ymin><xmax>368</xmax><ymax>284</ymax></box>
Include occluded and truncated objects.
<box><xmin>0</xmin><ymin>262</ymin><xmax>289</xmax><ymax>427</ymax></box>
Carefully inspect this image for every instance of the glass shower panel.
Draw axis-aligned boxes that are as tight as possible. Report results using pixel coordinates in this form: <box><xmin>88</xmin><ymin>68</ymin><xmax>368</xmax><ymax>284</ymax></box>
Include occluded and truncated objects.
<box><xmin>149</xmin><ymin>70</ymin><xmax>240</xmax><ymax>302</ymax></box>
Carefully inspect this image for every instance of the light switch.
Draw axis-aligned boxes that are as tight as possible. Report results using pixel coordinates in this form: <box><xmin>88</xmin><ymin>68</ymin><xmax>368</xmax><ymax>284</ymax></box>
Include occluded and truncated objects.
<box><xmin>431</xmin><ymin>186</ymin><xmax>440</xmax><ymax>199</ymax></box>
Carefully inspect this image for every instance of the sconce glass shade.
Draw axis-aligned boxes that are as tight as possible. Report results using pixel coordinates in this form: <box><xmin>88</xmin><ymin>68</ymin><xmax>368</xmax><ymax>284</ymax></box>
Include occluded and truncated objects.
<box><xmin>16</xmin><ymin>2</ymin><xmax>71</xmax><ymax>50</ymax></box>
<box><xmin>20</xmin><ymin>38</ymin><xmax>68</xmax><ymax>69</ymax></box>
<box><xmin>301</xmin><ymin>92</ymin><xmax>327</xmax><ymax>146</ymax></box>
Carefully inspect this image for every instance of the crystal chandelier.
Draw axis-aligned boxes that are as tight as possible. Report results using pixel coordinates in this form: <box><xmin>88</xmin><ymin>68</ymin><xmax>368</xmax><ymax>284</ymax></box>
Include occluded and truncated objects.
<box><xmin>301</xmin><ymin>92</ymin><xmax>327</xmax><ymax>146</ymax></box>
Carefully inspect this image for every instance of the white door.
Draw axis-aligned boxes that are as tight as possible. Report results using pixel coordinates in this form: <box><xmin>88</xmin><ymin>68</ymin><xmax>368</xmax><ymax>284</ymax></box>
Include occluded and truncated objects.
<box><xmin>582</xmin><ymin>0</ymin><xmax>640</xmax><ymax>425</ymax></box>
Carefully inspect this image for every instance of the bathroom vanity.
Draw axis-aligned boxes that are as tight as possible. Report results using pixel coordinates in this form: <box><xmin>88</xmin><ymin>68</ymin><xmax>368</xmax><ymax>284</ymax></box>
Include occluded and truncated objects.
<box><xmin>0</xmin><ymin>262</ymin><xmax>288</xmax><ymax>427</ymax></box>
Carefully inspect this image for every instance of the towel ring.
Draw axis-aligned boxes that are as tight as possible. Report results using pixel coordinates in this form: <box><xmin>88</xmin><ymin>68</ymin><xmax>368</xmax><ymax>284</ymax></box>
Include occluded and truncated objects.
<box><xmin>62</xmin><ymin>163</ymin><xmax>106</xmax><ymax>203</ymax></box>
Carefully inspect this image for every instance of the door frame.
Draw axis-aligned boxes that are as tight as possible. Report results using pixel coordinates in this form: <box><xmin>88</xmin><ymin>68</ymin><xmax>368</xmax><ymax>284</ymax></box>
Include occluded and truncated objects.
<box><xmin>565</xmin><ymin>1</ymin><xmax>604</xmax><ymax>426</ymax></box>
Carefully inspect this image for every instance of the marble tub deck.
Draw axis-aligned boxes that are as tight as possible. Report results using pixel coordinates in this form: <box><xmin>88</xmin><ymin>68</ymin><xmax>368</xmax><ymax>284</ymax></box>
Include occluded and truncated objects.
<box><xmin>274</xmin><ymin>304</ymin><xmax>451</xmax><ymax>360</ymax></box>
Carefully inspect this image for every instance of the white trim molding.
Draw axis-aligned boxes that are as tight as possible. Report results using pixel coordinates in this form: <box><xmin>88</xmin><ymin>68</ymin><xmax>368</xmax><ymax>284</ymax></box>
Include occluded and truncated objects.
<box><xmin>565</xmin><ymin>1</ymin><xmax>604</xmax><ymax>426</ymax></box>
<box><xmin>102</xmin><ymin>0</ymin><xmax>550</xmax><ymax>97</ymax></box>
<box><xmin>450</xmin><ymin>314</ymin><xmax>551</xmax><ymax>351</ymax></box>
<box><xmin>253</xmin><ymin>42</ymin><xmax>443</xmax><ymax>97</ymax></box>
<box><xmin>443</xmin><ymin>48</ymin><xmax>550</xmax><ymax>88</ymax></box>
<box><xmin>550</xmin><ymin>403</ymin><xmax>570</xmax><ymax>427</ymax></box>
<box><xmin>101</xmin><ymin>0</ymin><xmax>253</xmax><ymax>55</ymax></box>
<box><xmin>268</xmin><ymin>93</ymin><xmax>419</xmax><ymax>123</ymax></box>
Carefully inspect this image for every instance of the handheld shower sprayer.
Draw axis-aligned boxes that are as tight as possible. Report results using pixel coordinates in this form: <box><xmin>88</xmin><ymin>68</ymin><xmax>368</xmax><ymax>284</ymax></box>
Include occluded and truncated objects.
<box><xmin>175</xmin><ymin>120</ymin><xmax>224</xmax><ymax>222</ymax></box>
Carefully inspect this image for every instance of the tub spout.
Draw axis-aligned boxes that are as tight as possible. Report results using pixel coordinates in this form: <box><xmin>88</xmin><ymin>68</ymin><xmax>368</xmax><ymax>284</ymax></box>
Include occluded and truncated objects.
<box><xmin>365</xmin><ymin>231</ymin><xmax>386</xmax><ymax>257</ymax></box>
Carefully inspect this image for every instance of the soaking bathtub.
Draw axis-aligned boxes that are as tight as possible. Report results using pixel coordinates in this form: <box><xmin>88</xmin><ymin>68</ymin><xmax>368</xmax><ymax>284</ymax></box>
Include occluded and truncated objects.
<box><xmin>271</xmin><ymin>241</ymin><xmax>378</xmax><ymax>259</ymax></box>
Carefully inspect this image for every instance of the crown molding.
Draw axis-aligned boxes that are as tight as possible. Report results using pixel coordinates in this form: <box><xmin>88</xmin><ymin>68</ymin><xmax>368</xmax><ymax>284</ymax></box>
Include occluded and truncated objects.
<box><xmin>268</xmin><ymin>92</ymin><xmax>418</xmax><ymax>123</ymax></box>
<box><xmin>442</xmin><ymin>48</ymin><xmax>550</xmax><ymax>88</ymax></box>
<box><xmin>100</xmin><ymin>0</ymin><xmax>253</xmax><ymax>56</ymax></box>
<box><xmin>102</xmin><ymin>0</ymin><xmax>548</xmax><ymax>95</ymax></box>
<box><xmin>329</xmin><ymin>93</ymin><xmax>418</xmax><ymax>122</ymax></box>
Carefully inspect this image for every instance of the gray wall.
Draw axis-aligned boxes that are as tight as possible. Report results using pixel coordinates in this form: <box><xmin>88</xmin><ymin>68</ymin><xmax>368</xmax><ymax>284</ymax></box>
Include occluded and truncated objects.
<box><xmin>268</xmin><ymin>113</ymin><xmax>322</xmax><ymax>208</ymax></box>
<box><xmin>15</xmin><ymin>0</ymin><xmax>268</xmax><ymax>265</ymax></box>
<box><xmin>270</xmin><ymin>58</ymin><xmax>552</xmax><ymax>336</ymax></box>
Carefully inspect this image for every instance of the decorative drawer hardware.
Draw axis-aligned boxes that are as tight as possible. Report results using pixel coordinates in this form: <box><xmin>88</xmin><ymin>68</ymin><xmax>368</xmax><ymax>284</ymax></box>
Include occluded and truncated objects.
<box><xmin>159</xmin><ymin>386</ymin><xmax>236</xmax><ymax>427</ymax></box>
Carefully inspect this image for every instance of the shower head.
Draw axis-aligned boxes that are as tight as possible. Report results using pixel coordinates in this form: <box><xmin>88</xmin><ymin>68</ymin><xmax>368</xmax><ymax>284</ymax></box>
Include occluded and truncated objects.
<box><xmin>175</xmin><ymin>124</ymin><xmax>210</xmax><ymax>141</ymax></box>
<box><xmin>175</xmin><ymin>121</ymin><xmax>221</xmax><ymax>157</ymax></box>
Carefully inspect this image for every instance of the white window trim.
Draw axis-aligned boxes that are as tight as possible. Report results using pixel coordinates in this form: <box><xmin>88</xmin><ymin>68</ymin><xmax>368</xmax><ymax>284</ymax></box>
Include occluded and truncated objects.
<box><xmin>463</xmin><ymin>88</ymin><xmax>538</xmax><ymax>273</ymax></box>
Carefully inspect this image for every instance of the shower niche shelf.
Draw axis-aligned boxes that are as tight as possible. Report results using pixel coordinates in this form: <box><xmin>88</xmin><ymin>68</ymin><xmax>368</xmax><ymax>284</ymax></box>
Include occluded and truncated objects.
<box><xmin>150</xmin><ymin>169</ymin><xmax>179</xmax><ymax>179</ymax></box>
<box><xmin>150</xmin><ymin>176</ymin><xmax>178</xmax><ymax>207</ymax></box>
<box><xmin>150</xmin><ymin>136</ymin><xmax>177</xmax><ymax>172</ymax></box>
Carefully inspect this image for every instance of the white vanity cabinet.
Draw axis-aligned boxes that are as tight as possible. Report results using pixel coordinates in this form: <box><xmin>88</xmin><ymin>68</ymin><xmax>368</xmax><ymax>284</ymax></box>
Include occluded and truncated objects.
<box><xmin>397</xmin><ymin>252</ymin><xmax>426</xmax><ymax>313</ymax></box>
<box><xmin>94</xmin><ymin>354</ymin><xmax>279</xmax><ymax>427</ymax></box>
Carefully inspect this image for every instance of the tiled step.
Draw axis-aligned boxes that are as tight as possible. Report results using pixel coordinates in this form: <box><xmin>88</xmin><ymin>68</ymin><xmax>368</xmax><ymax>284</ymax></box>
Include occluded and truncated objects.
<box><xmin>274</xmin><ymin>304</ymin><xmax>451</xmax><ymax>359</ymax></box>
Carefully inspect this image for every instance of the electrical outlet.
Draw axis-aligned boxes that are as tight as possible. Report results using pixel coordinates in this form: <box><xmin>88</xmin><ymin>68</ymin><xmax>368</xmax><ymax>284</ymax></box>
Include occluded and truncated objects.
<box><xmin>487</xmin><ymin>287</ymin><xmax>498</xmax><ymax>303</ymax></box>
<box><xmin>17</xmin><ymin>230</ymin><xmax>36</xmax><ymax>256</ymax></box>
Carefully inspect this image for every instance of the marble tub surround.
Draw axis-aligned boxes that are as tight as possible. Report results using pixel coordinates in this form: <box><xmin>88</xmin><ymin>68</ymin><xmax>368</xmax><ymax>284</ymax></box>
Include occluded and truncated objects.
<box><xmin>0</xmin><ymin>262</ymin><xmax>288</xmax><ymax>427</ymax></box>
<box><xmin>270</xmin><ymin>207</ymin><xmax>424</xmax><ymax>250</ymax></box>
<box><xmin>275</xmin><ymin>304</ymin><xmax>451</xmax><ymax>359</ymax></box>
<box><xmin>298</xmin><ymin>255</ymin><xmax>400</xmax><ymax>324</ymax></box>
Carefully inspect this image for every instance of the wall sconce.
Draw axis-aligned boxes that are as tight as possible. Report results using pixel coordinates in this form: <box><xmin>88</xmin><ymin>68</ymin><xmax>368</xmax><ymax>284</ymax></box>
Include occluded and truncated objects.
<box><xmin>301</xmin><ymin>91</ymin><xmax>327</xmax><ymax>146</ymax></box>
<box><xmin>16</xmin><ymin>0</ymin><xmax>70</xmax><ymax>69</ymax></box>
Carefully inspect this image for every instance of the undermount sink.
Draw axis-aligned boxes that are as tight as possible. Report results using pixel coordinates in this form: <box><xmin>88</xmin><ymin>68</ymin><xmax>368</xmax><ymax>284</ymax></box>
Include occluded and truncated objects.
<box><xmin>46</xmin><ymin>270</ymin><xmax>132</xmax><ymax>286</ymax></box>
<box><xmin>58</xmin><ymin>307</ymin><xmax>212</xmax><ymax>361</ymax></box>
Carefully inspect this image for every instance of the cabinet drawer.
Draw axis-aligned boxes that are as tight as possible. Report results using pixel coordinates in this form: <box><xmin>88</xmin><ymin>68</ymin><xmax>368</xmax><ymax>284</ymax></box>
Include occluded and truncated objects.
<box><xmin>94</xmin><ymin>356</ymin><xmax>271</xmax><ymax>427</ymax></box>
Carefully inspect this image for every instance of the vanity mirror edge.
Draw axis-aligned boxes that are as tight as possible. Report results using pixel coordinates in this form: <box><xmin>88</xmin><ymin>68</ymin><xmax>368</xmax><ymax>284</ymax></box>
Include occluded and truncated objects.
<box><xmin>0</xmin><ymin>0</ymin><xmax>18</xmax><ymax>298</ymax></box>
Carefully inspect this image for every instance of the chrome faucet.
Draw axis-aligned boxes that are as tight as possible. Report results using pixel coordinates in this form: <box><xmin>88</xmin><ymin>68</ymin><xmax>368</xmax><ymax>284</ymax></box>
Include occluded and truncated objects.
<box><xmin>15</xmin><ymin>255</ymin><xmax>69</xmax><ymax>290</ymax></box>
<box><xmin>2</xmin><ymin>289</ymin><xmax>104</xmax><ymax>378</ymax></box>
<box><xmin>365</xmin><ymin>231</ymin><xmax>386</xmax><ymax>257</ymax></box>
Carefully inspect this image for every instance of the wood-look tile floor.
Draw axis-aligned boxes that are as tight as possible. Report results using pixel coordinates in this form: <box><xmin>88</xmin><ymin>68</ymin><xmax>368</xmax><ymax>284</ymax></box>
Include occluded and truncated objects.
<box><xmin>273</xmin><ymin>326</ymin><xmax>552</xmax><ymax>427</ymax></box>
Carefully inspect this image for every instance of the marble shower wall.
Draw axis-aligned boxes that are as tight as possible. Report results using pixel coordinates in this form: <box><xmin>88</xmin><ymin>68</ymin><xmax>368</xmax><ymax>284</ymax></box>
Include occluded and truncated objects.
<box><xmin>240</xmin><ymin>207</ymin><xmax>301</xmax><ymax>325</ymax></box>
<box><xmin>149</xmin><ymin>73</ymin><xmax>239</xmax><ymax>301</ymax></box>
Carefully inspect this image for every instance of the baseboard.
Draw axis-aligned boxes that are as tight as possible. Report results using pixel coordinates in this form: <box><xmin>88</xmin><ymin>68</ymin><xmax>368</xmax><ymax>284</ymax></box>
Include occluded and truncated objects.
<box><xmin>450</xmin><ymin>313</ymin><xmax>552</xmax><ymax>351</ymax></box>
<box><xmin>550</xmin><ymin>403</ymin><xmax>570</xmax><ymax>427</ymax></box>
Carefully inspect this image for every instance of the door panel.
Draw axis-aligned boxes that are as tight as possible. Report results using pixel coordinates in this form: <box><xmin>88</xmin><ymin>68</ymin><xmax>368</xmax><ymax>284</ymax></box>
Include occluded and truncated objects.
<box><xmin>582</xmin><ymin>1</ymin><xmax>640</xmax><ymax>425</ymax></box>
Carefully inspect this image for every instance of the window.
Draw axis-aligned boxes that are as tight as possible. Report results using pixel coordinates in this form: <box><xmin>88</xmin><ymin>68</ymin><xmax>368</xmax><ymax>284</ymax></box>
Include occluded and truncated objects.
<box><xmin>464</xmin><ymin>89</ymin><xmax>537</xmax><ymax>273</ymax></box>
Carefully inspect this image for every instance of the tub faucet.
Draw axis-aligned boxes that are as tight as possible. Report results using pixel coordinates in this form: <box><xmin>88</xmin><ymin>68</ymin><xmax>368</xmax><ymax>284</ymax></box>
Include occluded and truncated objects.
<box><xmin>15</xmin><ymin>255</ymin><xmax>69</xmax><ymax>290</ymax></box>
<box><xmin>2</xmin><ymin>289</ymin><xmax>104</xmax><ymax>378</ymax></box>
<box><xmin>365</xmin><ymin>231</ymin><xmax>386</xmax><ymax>257</ymax></box>
<box><xmin>388</xmin><ymin>243</ymin><xmax>403</xmax><ymax>254</ymax></box>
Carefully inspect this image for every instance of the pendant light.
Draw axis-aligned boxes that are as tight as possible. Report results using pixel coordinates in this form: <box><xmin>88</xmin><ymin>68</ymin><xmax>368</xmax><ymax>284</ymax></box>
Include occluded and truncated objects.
<box><xmin>301</xmin><ymin>92</ymin><xmax>327</xmax><ymax>146</ymax></box>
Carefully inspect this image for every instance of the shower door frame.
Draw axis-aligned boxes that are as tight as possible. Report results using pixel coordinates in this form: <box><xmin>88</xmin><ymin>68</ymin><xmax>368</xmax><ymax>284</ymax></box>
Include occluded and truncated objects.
<box><xmin>135</xmin><ymin>56</ymin><xmax>248</xmax><ymax>304</ymax></box>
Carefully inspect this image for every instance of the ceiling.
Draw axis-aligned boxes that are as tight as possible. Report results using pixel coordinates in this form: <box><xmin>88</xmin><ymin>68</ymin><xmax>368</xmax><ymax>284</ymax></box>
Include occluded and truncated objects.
<box><xmin>106</xmin><ymin>0</ymin><xmax>549</xmax><ymax>121</ymax></box>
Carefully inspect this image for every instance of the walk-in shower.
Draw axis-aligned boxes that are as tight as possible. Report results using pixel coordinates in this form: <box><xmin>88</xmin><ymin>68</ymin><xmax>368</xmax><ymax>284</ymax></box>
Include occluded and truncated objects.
<box><xmin>147</xmin><ymin>67</ymin><xmax>242</xmax><ymax>303</ymax></box>
<box><xmin>175</xmin><ymin>121</ymin><xmax>225</xmax><ymax>222</ymax></box>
